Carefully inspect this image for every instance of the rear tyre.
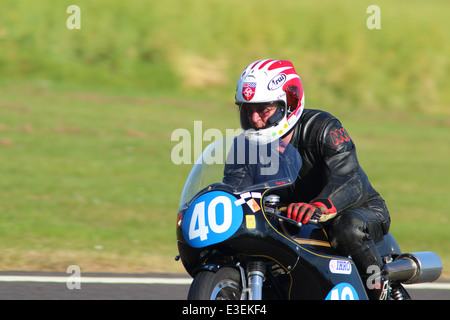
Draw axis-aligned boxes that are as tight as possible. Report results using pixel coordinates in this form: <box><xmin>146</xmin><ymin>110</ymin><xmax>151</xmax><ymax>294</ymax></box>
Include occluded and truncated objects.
<box><xmin>187</xmin><ymin>267</ymin><xmax>242</xmax><ymax>300</ymax></box>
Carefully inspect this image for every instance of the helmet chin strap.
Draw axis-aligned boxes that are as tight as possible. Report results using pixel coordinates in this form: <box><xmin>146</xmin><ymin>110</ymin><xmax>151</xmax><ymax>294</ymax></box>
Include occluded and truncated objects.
<box><xmin>265</xmin><ymin>107</ymin><xmax>284</xmax><ymax>126</ymax></box>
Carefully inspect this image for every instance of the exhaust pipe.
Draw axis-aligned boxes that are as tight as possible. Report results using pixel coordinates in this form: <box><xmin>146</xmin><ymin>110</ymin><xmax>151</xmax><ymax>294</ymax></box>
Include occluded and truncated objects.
<box><xmin>383</xmin><ymin>251</ymin><xmax>442</xmax><ymax>284</ymax></box>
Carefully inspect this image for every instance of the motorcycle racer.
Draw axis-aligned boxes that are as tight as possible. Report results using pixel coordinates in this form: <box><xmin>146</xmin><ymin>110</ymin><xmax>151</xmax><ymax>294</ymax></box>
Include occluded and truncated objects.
<box><xmin>233</xmin><ymin>59</ymin><xmax>390</xmax><ymax>300</ymax></box>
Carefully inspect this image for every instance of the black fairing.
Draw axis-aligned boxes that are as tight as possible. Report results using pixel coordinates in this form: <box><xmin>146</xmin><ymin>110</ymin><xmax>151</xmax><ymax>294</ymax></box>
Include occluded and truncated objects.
<box><xmin>177</xmin><ymin>183</ymin><xmax>372</xmax><ymax>299</ymax></box>
<box><xmin>176</xmin><ymin>136</ymin><xmax>402</xmax><ymax>300</ymax></box>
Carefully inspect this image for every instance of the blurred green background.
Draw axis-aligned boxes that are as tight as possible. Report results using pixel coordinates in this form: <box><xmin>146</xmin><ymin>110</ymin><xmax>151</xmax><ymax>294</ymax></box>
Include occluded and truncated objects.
<box><xmin>0</xmin><ymin>0</ymin><xmax>448</xmax><ymax>276</ymax></box>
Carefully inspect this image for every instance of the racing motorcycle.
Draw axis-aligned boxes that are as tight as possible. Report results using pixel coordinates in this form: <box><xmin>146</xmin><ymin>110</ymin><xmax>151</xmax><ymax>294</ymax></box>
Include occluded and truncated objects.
<box><xmin>176</xmin><ymin>135</ymin><xmax>442</xmax><ymax>300</ymax></box>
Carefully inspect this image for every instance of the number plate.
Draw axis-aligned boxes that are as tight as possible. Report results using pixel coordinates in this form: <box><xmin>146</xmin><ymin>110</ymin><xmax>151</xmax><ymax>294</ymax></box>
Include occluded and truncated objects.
<box><xmin>182</xmin><ymin>191</ymin><xmax>244</xmax><ymax>248</ymax></box>
<box><xmin>325</xmin><ymin>283</ymin><xmax>360</xmax><ymax>300</ymax></box>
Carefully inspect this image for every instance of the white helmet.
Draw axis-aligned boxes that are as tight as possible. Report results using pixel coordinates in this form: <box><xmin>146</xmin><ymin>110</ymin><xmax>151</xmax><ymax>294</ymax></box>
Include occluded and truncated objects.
<box><xmin>235</xmin><ymin>59</ymin><xmax>304</xmax><ymax>143</ymax></box>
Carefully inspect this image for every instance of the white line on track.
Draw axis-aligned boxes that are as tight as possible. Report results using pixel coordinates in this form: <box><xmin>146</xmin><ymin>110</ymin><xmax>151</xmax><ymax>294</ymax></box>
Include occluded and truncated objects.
<box><xmin>404</xmin><ymin>282</ymin><xmax>450</xmax><ymax>290</ymax></box>
<box><xmin>0</xmin><ymin>275</ymin><xmax>193</xmax><ymax>285</ymax></box>
<box><xmin>0</xmin><ymin>275</ymin><xmax>448</xmax><ymax>289</ymax></box>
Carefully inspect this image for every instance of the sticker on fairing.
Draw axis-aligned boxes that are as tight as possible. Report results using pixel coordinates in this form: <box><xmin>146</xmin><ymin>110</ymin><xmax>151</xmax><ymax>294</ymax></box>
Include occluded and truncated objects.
<box><xmin>325</xmin><ymin>283</ymin><xmax>360</xmax><ymax>300</ymax></box>
<box><xmin>182</xmin><ymin>191</ymin><xmax>244</xmax><ymax>248</ymax></box>
<box><xmin>329</xmin><ymin>259</ymin><xmax>352</xmax><ymax>275</ymax></box>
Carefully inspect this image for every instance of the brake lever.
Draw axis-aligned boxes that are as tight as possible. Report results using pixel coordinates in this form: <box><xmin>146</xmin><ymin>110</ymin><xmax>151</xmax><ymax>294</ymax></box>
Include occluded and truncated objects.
<box><xmin>264</xmin><ymin>206</ymin><xmax>302</xmax><ymax>227</ymax></box>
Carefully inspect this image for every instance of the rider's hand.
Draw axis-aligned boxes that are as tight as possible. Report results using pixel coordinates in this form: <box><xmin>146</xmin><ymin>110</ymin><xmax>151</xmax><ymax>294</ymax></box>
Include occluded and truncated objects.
<box><xmin>286</xmin><ymin>203</ymin><xmax>320</xmax><ymax>224</ymax></box>
<box><xmin>287</xmin><ymin>199</ymin><xmax>337</xmax><ymax>224</ymax></box>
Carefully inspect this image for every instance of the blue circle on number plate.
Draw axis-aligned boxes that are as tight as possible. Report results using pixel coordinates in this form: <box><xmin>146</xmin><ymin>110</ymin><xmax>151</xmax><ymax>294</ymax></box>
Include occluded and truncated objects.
<box><xmin>182</xmin><ymin>191</ymin><xmax>244</xmax><ymax>248</ymax></box>
<box><xmin>325</xmin><ymin>283</ymin><xmax>360</xmax><ymax>300</ymax></box>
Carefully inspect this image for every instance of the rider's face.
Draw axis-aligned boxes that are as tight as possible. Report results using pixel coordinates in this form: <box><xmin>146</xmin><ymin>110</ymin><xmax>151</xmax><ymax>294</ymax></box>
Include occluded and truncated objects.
<box><xmin>244</xmin><ymin>103</ymin><xmax>277</xmax><ymax>129</ymax></box>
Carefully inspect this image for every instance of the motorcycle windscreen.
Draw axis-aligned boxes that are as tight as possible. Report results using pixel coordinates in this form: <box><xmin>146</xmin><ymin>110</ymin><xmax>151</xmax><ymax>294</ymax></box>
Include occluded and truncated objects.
<box><xmin>222</xmin><ymin>135</ymin><xmax>302</xmax><ymax>191</ymax></box>
<box><xmin>179</xmin><ymin>137</ymin><xmax>235</xmax><ymax>209</ymax></box>
<box><xmin>179</xmin><ymin>135</ymin><xmax>302</xmax><ymax>209</ymax></box>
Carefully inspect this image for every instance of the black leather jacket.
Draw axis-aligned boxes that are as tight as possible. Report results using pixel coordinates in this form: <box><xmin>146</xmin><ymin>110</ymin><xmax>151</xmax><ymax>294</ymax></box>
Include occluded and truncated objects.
<box><xmin>289</xmin><ymin>109</ymin><xmax>384</xmax><ymax>214</ymax></box>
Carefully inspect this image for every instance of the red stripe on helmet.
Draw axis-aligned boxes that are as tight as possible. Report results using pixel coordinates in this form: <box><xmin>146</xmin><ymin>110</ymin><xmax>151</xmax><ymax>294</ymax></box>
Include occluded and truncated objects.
<box><xmin>249</xmin><ymin>61</ymin><xmax>260</xmax><ymax>70</ymax></box>
<box><xmin>268</xmin><ymin>60</ymin><xmax>293</xmax><ymax>71</ymax></box>
<box><xmin>258</xmin><ymin>59</ymin><xmax>276</xmax><ymax>69</ymax></box>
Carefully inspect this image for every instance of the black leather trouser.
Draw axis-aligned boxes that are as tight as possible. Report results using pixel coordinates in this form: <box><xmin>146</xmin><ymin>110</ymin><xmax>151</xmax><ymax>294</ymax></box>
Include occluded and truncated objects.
<box><xmin>323</xmin><ymin>196</ymin><xmax>391</xmax><ymax>299</ymax></box>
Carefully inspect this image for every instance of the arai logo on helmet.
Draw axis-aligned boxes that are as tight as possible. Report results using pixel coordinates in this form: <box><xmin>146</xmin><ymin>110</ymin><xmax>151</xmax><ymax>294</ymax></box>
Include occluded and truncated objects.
<box><xmin>267</xmin><ymin>73</ymin><xmax>287</xmax><ymax>91</ymax></box>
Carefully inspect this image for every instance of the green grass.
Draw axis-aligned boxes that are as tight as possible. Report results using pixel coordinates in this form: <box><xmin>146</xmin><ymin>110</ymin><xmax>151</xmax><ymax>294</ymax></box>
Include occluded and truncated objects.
<box><xmin>346</xmin><ymin>115</ymin><xmax>449</xmax><ymax>269</ymax></box>
<box><xmin>0</xmin><ymin>82</ymin><xmax>448</xmax><ymax>276</ymax></box>
<box><xmin>0</xmin><ymin>0</ymin><xmax>448</xmax><ymax>276</ymax></box>
<box><xmin>2</xmin><ymin>0</ymin><xmax>449</xmax><ymax>113</ymax></box>
<box><xmin>0</xmin><ymin>82</ymin><xmax>239</xmax><ymax>272</ymax></box>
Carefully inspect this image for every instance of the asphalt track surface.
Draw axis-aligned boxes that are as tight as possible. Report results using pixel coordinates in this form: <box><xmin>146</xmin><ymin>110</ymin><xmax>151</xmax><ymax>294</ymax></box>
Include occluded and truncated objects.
<box><xmin>0</xmin><ymin>271</ymin><xmax>448</xmax><ymax>300</ymax></box>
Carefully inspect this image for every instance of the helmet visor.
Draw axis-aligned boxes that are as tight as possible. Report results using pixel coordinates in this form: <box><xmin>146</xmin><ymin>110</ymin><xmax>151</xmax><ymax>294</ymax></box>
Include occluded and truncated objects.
<box><xmin>238</xmin><ymin>101</ymin><xmax>286</xmax><ymax>130</ymax></box>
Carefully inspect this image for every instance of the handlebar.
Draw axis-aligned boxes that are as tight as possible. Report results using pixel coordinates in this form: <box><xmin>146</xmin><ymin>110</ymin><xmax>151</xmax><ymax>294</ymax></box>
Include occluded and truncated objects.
<box><xmin>264</xmin><ymin>206</ymin><xmax>319</xmax><ymax>227</ymax></box>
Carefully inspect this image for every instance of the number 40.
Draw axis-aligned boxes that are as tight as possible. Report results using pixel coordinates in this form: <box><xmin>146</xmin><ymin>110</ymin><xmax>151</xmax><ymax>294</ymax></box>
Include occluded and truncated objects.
<box><xmin>329</xmin><ymin>286</ymin><xmax>355</xmax><ymax>300</ymax></box>
<box><xmin>189</xmin><ymin>196</ymin><xmax>233</xmax><ymax>241</ymax></box>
